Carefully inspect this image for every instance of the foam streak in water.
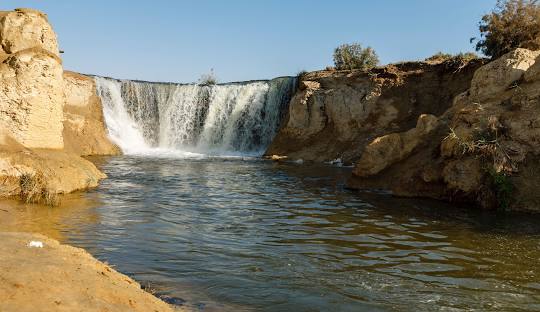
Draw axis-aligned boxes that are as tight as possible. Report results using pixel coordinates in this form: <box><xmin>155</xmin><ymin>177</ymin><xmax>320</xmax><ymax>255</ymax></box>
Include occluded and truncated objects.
<box><xmin>94</xmin><ymin>76</ymin><xmax>295</xmax><ymax>157</ymax></box>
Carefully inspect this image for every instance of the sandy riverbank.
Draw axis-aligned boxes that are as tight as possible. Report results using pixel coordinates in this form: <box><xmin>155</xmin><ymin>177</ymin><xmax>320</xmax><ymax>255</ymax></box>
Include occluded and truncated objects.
<box><xmin>0</xmin><ymin>201</ymin><xmax>189</xmax><ymax>312</ymax></box>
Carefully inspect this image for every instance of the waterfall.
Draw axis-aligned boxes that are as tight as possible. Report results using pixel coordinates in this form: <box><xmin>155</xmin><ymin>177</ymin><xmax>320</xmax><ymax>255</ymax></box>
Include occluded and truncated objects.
<box><xmin>95</xmin><ymin>76</ymin><xmax>295</xmax><ymax>157</ymax></box>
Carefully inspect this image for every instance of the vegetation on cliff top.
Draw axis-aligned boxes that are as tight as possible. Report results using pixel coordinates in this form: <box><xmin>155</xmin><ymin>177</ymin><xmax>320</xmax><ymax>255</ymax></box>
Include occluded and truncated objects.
<box><xmin>474</xmin><ymin>0</ymin><xmax>540</xmax><ymax>58</ymax></box>
<box><xmin>425</xmin><ymin>52</ymin><xmax>478</xmax><ymax>63</ymax></box>
<box><xmin>198</xmin><ymin>69</ymin><xmax>218</xmax><ymax>85</ymax></box>
<box><xmin>333</xmin><ymin>43</ymin><xmax>379</xmax><ymax>70</ymax></box>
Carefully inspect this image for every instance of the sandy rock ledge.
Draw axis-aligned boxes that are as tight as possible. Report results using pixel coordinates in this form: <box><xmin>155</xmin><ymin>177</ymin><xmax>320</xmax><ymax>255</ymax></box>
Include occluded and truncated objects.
<box><xmin>0</xmin><ymin>232</ymin><xmax>186</xmax><ymax>312</ymax></box>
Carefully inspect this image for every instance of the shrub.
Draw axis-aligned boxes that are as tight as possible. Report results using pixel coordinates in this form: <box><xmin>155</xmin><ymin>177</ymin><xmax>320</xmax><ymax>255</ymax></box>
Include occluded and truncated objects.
<box><xmin>474</xmin><ymin>0</ymin><xmax>540</xmax><ymax>58</ymax></box>
<box><xmin>296</xmin><ymin>70</ymin><xmax>308</xmax><ymax>79</ymax></box>
<box><xmin>488</xmin><ymin>169</ymin><xmax>514</xmax><ymax>210</ymax></box>
<box><xmin>333</xmin><ymin>43</ymin><xmax>379</xmax><ymax>70</ymax></box>
<box><xmin>19</xmin><ymin>172</ymin><xmax>58</xmax><ymax>205</ymax></box>
<box><xmin>198</xmin><ymin>69</ymin><xmax>218</xmax><ymax>85</ymax></box>
<box><xmin>425</xmin><ymin>52</ymin><xmax>478</xmax><ymax>63</ymax></box>
<box><xmin>425</xmin><ymin>52</ymin><xmax>453</xmax><ymax>62</ymax></box>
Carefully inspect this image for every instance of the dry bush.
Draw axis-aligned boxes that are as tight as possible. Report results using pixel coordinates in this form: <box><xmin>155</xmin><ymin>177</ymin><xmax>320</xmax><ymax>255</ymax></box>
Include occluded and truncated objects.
<box><xmin>19</xmin><ymin>172</ymin><xmax>59</xmax><ymax>206</ymax></box>
<box><xmin>474</xmin><ymin>0</ymin><xmax>540</xmax><ymax>58</ymax></box>
<box><xmin>425</xmin><ymin>52</ymin><xmax>478</xmax><ymax>63</ymax></box>
<box><xmin>333</xmin><ymin>43</ymin><xmax>379</xmax><ymax>70</ymax></box>
<box><xmin>198</xmin><ymin>69</ymin><xmax>218</xmax><ymax>85</ymax></box>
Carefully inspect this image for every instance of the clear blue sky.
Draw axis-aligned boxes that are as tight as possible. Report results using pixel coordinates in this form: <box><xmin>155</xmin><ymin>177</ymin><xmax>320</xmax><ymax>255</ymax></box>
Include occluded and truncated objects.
<box><xmin>3</xmin><ymin>0</ymin><xmax>497</xmax><ymax>82</ymax></box>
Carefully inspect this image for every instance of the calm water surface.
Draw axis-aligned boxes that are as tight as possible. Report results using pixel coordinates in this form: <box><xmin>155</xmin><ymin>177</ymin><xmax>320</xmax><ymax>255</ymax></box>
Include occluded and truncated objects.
<box><xmin>4</xmin><ymin>156</ymin><xmax>540</xmax><ymax>311</ymax></box>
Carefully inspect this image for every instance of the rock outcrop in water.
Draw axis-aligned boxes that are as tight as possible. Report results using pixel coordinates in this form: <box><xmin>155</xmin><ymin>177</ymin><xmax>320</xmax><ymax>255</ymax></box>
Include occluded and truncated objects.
<box><xmin>348</xmin><ymin>49</ymin><xmax>540</xmax><ymax>212</ymax></box>
<box><xmin>0</xmin><ymin>8</ymin><xmax>118</xmax><ymax>203</ymax></box>
<box><xmin>266</xmin><ymin>59</ymin><xmax>484</xmax><ymax>163</ymax></box>
<box><xmin>268</xmin><ymin>51</ymin><xmax>540</xmax><ymax>211</ymax></box>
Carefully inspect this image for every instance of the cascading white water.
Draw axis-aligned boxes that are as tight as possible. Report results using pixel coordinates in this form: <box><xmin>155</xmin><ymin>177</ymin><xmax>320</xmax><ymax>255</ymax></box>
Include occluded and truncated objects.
<box><xmin>95</xmin><ymin>76</ymin><xmax>295</xmax><ymax>157</ymax></box>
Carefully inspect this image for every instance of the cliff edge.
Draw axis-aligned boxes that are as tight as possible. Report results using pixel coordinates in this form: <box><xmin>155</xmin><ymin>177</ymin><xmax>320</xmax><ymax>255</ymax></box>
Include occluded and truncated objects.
<box><xmin>266</xmin><ymin>59</ymin><xmax>484</xmax><ymax>164</ymax></box>
<box><xmin>348</xmin><ymin>48</ymin><xmax>540</xmax><ymax>212</ymax></box>
<box><xmin>0</xmin><ymin>8</ymin><xmax>119</xmax><ymax>204</ymax></box>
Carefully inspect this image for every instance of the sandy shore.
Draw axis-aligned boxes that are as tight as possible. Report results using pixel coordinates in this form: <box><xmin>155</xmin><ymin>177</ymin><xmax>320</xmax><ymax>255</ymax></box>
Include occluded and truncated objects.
<box><xmin>0</xmin><ymin>201</ymin><xmax>189</xmax><ymax>312</ymax></box>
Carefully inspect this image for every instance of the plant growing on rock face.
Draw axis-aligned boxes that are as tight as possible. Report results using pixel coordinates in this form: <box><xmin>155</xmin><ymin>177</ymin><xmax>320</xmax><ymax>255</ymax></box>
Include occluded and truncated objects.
<box><xmin>445</xmin><ymin>116</ymin><xmax>517</xmax><ymax>209</ymax></box>
<box><xmin>425</xmin><ymin>52</ymin><xmax>480</xmax><ymax>72</ymax></box>
<box><xmin>488</xmin><ymin>169</ymin><xmax>514</xmax><ymax>210</ymax></box>
<box><xmin>198</xmin><ymin>68</ymin><xmax>218</xmax><ymax>86</ymax></box>
<box><xmin>333</xmin><ymin>43</ymin><xmax>379</xmax><ymax>70</ymax></box>
<box><xmin>425</xmin><ymin>52</ymin><xmax>478</xmax><ymax>63</ymax></box>
<box><xmin>473</xmin><ymin>0</ymin><xmax>540</xmax><ymax>59</ymax></box>
<box><xmin>296</xmin><ymin>70</ymin><xmax>308</xmax><ymax>79</ymax></box>
<box><xmin>425</xmin><ymin>52</ymin><xmax>454</xmax><ymax>62</ymax></box>
<box><xmin>19</xmin><ymin>172</ymin><xmax>58</xmax><ymax>206</ymax></box>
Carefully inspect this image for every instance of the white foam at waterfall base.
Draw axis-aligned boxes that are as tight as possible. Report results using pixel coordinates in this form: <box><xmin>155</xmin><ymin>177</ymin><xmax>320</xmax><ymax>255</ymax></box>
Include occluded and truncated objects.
<box><xmin>94</xmin><ymin>76</ymin><xmax>294</xmax><ymax>159</ymax></box>
<box><xmin>95</xmin><ymin>77</ymin><xmax>207</xmax><ymax>158</ymax></box>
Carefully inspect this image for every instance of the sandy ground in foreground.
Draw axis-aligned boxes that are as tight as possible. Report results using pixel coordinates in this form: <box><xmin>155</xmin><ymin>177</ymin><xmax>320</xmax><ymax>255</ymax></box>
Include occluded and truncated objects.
<box><xmin>0</xmin><ymin>230</ymin><xmax>188</xmax><ymax>312</ymax></box>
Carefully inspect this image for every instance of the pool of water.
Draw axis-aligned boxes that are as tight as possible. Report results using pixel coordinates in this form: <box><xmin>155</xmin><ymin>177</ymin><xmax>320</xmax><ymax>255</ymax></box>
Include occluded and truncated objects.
<box><xmin>4</xmin><ymin>156</ymin><xmax>540</xmax><ymax>311</ymax></box>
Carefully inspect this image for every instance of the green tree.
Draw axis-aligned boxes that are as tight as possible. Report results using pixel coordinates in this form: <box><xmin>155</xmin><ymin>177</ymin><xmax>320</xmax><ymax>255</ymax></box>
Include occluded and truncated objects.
<box><xmin>474</xmin><ymin>0</ymin><xmax>540</xmax><ymax>58</ymax></box>
<box><xmin>333</xmin><ymin>43</ymin><xmax>379</xmax><ymax>70</ymax></box>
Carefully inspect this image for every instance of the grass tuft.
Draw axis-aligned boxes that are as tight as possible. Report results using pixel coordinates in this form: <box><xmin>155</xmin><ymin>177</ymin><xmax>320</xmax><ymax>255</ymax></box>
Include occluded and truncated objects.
<box><xmin>19</xmin><ymin>172</ymin><xmax>59</xmax><ymax>206</ymax></box>
<box><xmin>488</xmin><ymin>169</ymin><xmax>514</xmax><ymax>210</ymax></box>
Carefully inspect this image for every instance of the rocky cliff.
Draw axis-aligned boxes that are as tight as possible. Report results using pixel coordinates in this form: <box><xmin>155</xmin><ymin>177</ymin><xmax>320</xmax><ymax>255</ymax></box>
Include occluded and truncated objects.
<box><xmin>63</xmin><ymin>71</ymin><xmax>120</xmax><ymax>156</ymax></box>
<box><xmin>348</xmin><ymin>49</ymin><xmax>540</xmax><ymax>212</ymax></box>
<box><xmin>266</xmin><ymin>59</ymin><xmax>484</xmax><ymax>163</ymax></box>
<box><xmin>0</xmin><ymin>8</ymin><xmax>118</xmax><ymax>204</ymax></box>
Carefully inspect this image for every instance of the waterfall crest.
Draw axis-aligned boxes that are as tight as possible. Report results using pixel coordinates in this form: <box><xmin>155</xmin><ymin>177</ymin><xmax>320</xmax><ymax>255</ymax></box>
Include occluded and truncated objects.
<box><xmin>95</xmin><ymin>76</ymin><xmax>295</xmax><ymax>157</ymax></box>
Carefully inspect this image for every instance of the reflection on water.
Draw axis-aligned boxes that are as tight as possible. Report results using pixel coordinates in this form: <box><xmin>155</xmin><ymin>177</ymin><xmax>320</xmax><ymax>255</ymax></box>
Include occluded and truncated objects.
<box><xmin>0</xmin><ymin>194</ymin><xmax>101</xmax><ymax>241</ymax></box>
<box><xmin>3</xmin><ymin>156</ymin><xmax>540</xmax><ymax>311</ymax></box>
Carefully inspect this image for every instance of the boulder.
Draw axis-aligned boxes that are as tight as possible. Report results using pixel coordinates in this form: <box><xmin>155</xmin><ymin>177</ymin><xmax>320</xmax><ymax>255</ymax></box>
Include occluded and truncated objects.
<box><xmin>0</xmin><ymin>8</ymin><xmax>59</xmax><ymax>57</ymax></box>
<box><xmin>469</xmin><ymin>48</ymin><xmax>540</xmax><ymax>101</ymax></box>
<box><xmin>353</xmin><ymin>114</ymin><xmax>438</xmax><ymax>177</ymax></box>
<box><xmin>0</xmin><ymin>148</ymin><xmax>106</xmax><ymax>204</ymax></box>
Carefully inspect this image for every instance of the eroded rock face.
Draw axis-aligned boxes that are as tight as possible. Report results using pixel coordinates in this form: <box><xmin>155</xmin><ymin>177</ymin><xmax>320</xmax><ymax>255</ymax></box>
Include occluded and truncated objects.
<box><xmin>63</xmin><ymin>71</ymin><xmax>120</xmax><ymax>156</ymax></box>
<box><xmin>0</xmin><ymin>8</ymin><xmax>59</xmax><ymax>57</ymax></box>
<box><xmin>0</xmin><ymin>8</ymin><xmax>117</xmax><ymax>202</ymax></box>
<box><xmin>0</xmin><ymin>149</ymin><xmax>106</xmax><ymax>201</ymax></box>
<box><xmin>0</xmin><ymin>8</ymin><xmax>64</xmax><ymax>149</ymax></box>
<box><xmin>0</xmin><ymin>48</ymin><xmax>64</xmax><ymax>149</ymax></box>
<box><xmin>353</xmin><ymin>114</ymin><xmax>438</xmax><ymax>177</ymax></box>
<box><xmin>469</xmin><ymin>48</ymin><xmax>540</xmax><ymax>102</ymax></box>
<box><xmin>349</xmin><ymin>48</ymin><xmax>540</xmax><ymax>212</ymax></box>
<box><xmin>266</xmin><ymin>60</ymin><xmax>483</xmax><ymax>163</ymax></box>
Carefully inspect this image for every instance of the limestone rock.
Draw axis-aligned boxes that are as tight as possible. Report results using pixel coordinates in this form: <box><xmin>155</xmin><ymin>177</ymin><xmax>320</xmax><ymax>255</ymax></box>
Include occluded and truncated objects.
<box><xmin>349</xmin><ymin>48</ymin><xmax>540</xmax><ymax>211</ymax></box>
<box><xmin>63</xmin><ymin>71</ymin><xmax>120</xmax><ymax>156</ymax></box>
<box><xmin>0</xmin><ymin>48</ymin><xmax>64</xmax><ymax>149</ymax></box>
<box><xmin>442</xmin><ymin>158</ymin><xmax>483</xmax><ymax>193</ymax></box>
<box><xmin>0</xmin><ymin>148</ymin><xmax>106</xmax><ymax>202</ymax></box>
<box><xmin>470</xmin><ymin>48</ymin><xmax>540</xmax><ymax>101</ymax></box>
<box><xmin>353</xmin><ymin>114</ymin><xmax>438</xmax><ymax>177</ymax></box>
<box><xmin>0</xmin><ymin>8</ymin><xmax>59</xmax><ymax>57</ymax></box>
<box><xmin>0</xmin><ymin>8</ymin><xmax>118</xmax><ymax>204</ymax></box>
<box><xmin>524</xmin><ymin>54</ymin><xmax>540</xmax><ymax>82</ymax></box>
<box><xmin>0</xmin><ymin>232</ymin><xmax>179</xmax><ymax>312</ymax></box>
<box><xmin>266</xmin><ymin>60</ymin><xmax>483</xmax><ymax>163</ymax></box>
